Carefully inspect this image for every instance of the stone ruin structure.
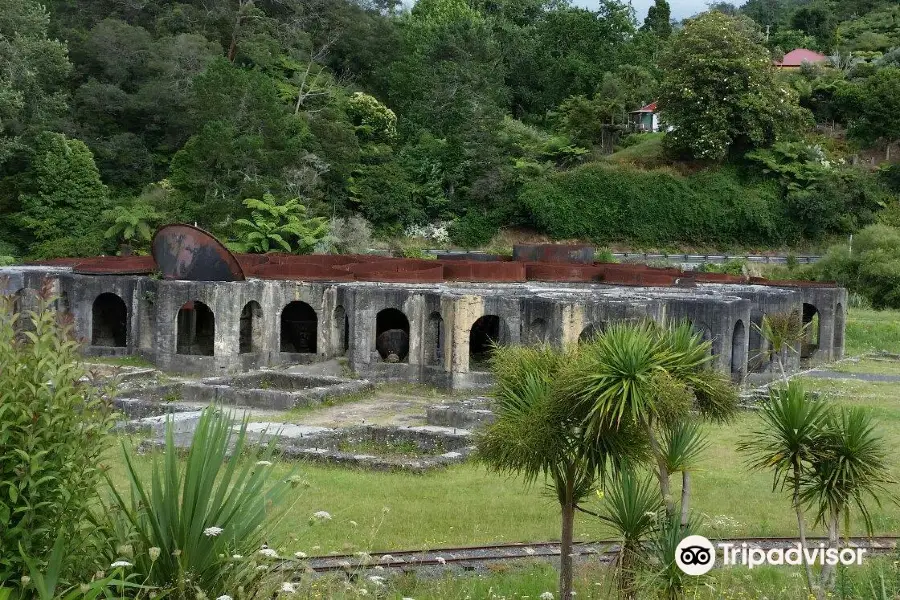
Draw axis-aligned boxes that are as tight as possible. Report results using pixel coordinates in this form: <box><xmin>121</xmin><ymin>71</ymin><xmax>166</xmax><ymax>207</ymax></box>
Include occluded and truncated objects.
<box><xmin>1</xmin><ymin>227</ymin><xmax>847</xmax><ymax>390</ymax></box>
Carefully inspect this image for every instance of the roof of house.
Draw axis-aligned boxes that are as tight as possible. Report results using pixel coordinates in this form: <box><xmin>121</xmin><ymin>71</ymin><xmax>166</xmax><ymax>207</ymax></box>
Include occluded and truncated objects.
<box><xmin>775</xmin><ymin>48</ymin><xmax>827</xmax><ymax>67</ymax></box>
<box><xmin>630</xmin><ymin>102</ymin><xmax>657</xmax><ymax>114</ymax></box>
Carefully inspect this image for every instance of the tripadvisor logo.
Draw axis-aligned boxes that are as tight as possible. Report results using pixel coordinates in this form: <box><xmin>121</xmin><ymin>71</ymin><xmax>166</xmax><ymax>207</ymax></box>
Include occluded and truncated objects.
<box><xmin>676</xmin><ymin>535</ymin><xmax>868</xmax><ymax>576</ymax></box>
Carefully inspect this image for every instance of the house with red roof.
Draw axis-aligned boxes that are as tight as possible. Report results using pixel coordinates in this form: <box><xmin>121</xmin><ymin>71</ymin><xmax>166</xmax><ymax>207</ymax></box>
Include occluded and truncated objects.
<box><xmin>629</xmin><ymin>102</ymin><xmax>660</xmax><ymax>132</ymax></box>
<box><xmin>774</xmin><ymin>48</ymin><xmax>827</xmax><ymax>69</ymax></box>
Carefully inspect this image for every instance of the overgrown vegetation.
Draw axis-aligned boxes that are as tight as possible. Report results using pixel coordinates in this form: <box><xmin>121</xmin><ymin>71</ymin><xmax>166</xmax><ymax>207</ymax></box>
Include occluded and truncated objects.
<box><xmin>1</xmin><ymin>0</ymin><xmax>899</xmax><ymax>258</ymax></box>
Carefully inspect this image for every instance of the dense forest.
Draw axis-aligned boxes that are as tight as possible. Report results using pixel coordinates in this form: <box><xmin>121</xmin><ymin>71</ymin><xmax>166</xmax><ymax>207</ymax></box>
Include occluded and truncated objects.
<box><xmin>1</xmin><ymin>0</ymin><xmax>900</xmax><ymax>260</ymax></box>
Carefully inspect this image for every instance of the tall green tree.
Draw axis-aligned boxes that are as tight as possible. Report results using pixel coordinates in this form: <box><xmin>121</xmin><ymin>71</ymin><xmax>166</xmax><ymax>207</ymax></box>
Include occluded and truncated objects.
<box><xmin>16</xmin><ymin>133</ymin><xmax>109</xmax><ymax>258</ymax></box>
<box><xmin>168</xmin><ymin>58</ymin><xmax>311</xmax><ymax>225</ymax></box>
<box><xmin>0</xmin><ymin>0</ymin><xmax>71</xmax><ymax>166</ymax></box>
<box><xmin>658</xmin><ymin>11</ymin><xmax>810</xmax><ymax>161</ymax></box>
<box><xmin>641</xmin><ymin>0</ymin><xmax>672</xmax><ymax>38</ymax></box>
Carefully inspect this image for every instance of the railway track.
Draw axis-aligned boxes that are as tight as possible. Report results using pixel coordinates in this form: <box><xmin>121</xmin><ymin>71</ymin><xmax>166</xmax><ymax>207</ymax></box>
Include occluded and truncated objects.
<box><xmin>294</xmin><ymin>536</ymin><xmax>900</xmax><ymax>574</ymax></box>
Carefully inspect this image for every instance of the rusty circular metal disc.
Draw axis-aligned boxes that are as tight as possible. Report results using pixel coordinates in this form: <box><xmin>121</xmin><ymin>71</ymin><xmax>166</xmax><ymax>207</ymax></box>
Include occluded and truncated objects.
<box><xmin>151</xmin><ymin>224</ymin><xmax>245</xmax><ymax>281</ymax></box>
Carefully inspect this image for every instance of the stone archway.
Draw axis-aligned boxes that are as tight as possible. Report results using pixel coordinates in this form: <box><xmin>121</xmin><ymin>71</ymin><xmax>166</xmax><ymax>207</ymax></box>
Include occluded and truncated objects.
<box><xmin>376</xmin><ymin>308</ymin><xmax>410</xmax><ymax>362</ymax></box>
<box><xmin>176</xmin><ymin>301</ymin><xmax>215</xmax><ymax>356</ymax></box>
<box><xmin>92</xmin><ymin>293</ymin><xmax>127</xmax><ymax>347</ymax></box>
<box><xmin>281</xmin><ymin>301</ymin><xmax>318</xmax><ymax>353</ymax></box>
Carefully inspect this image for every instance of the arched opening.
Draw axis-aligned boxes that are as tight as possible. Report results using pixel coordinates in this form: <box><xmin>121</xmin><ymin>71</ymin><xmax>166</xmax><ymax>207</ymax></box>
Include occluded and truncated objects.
<box><xmin>749</xmin><ymin>315</ymin><xmax>771</xmax><ymax>373</ymax></box>
<box><xmin>802</xmin><ymin>303</ymin><xmax>820</xmax><ymax>359</ymax></box>
<box><xmin>425</xmin><ymin>311</ymin><xmax>444</xmax><ymax>366</ymax></box>
<box><xmin>731</xmin><ymin>319</ymin><xmax>746</xmax><ymax>380</ymax></box>
<box><xmin>528</xmin><ymin>318</ymin><xmax>548</xmax><ymax>345</ymax></box>
<box><xmin>280</xmin><ymin>301</ymin><xmax>317</xmax><ymax>353</ymax></box>
<box><xmin>239</xmin><ymin>301</ymin><xmax>263</xmax><ymax>354</ymax></box>
<box><xmin>469</xmin><ymin>315</ymin><xmax>506</xmax><ymax>370</ymax></box>
<box><xmin>11</xmin><ymin>288</ymin><xmax>26</xmax><ymax>334</ymax></box>
<box><xmin>333</xmin><ymin>306</ymin><xmax>349</xmax><ymax>356</ymax></box>
<box><xmin>176</xmin><ymin>301</ymin><xmax>215</xmax><ymax>356</ymax></box>
<box><xmin>375</xmin><ymin>308</ymin><xmax>410</xmax><ymax>362</ymax></box>
<box><xmin>92</xmin><ymin>293</ymin><xmax>128</xmax><ymax>347</ymax></box>
<box><xmin>834</xmin><ymin>303</ymin><xmax>845</xmax><ymax>357</ymax></box>
<box><xmin>579</xmin><ymin>323</ymin><xmax>602</xmax><ymax>343</ymax></box>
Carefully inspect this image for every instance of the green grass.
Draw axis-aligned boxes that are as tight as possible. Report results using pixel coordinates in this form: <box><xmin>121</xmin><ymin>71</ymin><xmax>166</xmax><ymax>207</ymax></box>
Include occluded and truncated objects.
<box><xmin>606</xmin><ymin>132</ymin><xmax>665</xmax><ymax>167</ymax></box>
<box><xmin>85</xmin><ymin>355</ymin><xmax>155</xmax><ymax>368</ymax></box>
<box><xmin>845</xmin><ymin>308</ymin><xmax>900</xmax><ymax>355</ymax></box>
<box><xmin>831</xmin><ymin>357</ymin><xmax>900</xmax><ymax>376</ymax></box>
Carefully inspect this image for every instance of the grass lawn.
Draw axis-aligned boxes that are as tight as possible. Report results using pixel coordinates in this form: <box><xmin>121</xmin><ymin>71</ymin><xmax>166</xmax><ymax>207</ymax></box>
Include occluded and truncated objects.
<box><xmin>844</xmin><ymin>308</ymin><xmax>900</xmax><ymax>355</ymax></box>
<box><xmin>101</xmin><ymin>309</ymin><xmax>900</xmax><ymax>598</ymax></box>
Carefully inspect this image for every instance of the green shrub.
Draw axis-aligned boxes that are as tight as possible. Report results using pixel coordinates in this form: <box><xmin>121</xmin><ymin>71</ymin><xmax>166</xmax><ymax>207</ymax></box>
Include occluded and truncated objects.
<box><xmin>0</xmin><ymin>289</ymin><xmax>116</xmax><ymax>590</ymax></box>
<box><xmin>450</xmin><ymin>213</ymin><xmax>500</xmax><ymax>248</ymax></box>
<box><xmin>105</xmin><ymin>407</ymin><xmax>298</xmax><ymax>599</ymax></box>
<box><xmin>697</xmin><ymin>259</ymin><xmax>747</xmax><ymax>276</ymax></box>
<box><xmin>813</xmin><ymin>224</ymin><xmax>900</xmax><ymax>309</ymax></box>
<box><xmin>519</xmin><ymin>164</ymin><xmax>787</xmax><ymax>246</ymax></box>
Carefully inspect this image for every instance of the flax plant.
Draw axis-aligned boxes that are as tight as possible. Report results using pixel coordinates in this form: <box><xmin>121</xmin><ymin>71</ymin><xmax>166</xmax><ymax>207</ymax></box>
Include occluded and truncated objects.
<box><xmin>106</xmin><ymin>408</ymin><xmax>298</xmax><ymax>599</ymax></box>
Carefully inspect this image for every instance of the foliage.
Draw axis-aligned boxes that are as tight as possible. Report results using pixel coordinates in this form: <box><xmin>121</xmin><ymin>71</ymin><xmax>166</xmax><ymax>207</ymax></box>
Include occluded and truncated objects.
<box><xmin>738</xmin><ymin>381</ymin><xmax>831</xmax><ymax>594</ymax></box>
<box><xmin>748</xmin><ymin>141</ymin><xmax>886</xmax><ymax>236</ymax></box>
<box><xmin>229</xmin><ymin>194</ymin><xmax>329</xmax><ymax>254</ymax></box>
<box><xmin>346</xmin><ymin>92</ymin><xmax>397</xmax><ymax>143</ymax></box>
<box><xmin>14</xmin><ymin>133</ymin><xmax>109</xmax><ymax>258</ymax></box>
<box><xmin>0</xmin><ymin>0</ymin><xmax>70</xmax><ymax>166</ymax></box>
<box><xmin>597</xmin><ymin>469</ymin><xmax>663</xmax><ymax>599</ymax></box>
<box><xmin>168</xmin><ymin>59</ymin><xmax>312</xmax><ymax>226</ymax></box>
<box><xmin>813</xmin><ymin>224</ymin><xmax>900</xmax><ymax>309</ymax></box>
<box><xmin>477</xmin><ymin>343</ymin><xmax>647</xmax><ymax>599</ymax></box>
<box><xmin>799</xmin><ymin>407</ymin><xmax>895</xmax><ymax>536</ymax></box>
<box><xmin>0</xmin><ymin>288</ymin><xmax>116</xmax><ymax>590</ymax></box>
<box><xmin>658</xmin><ymin>12</ymin><xmax>810</xmax><ymax>161</ymax></box>
<box><xmin>841</xmin><ymin>67</ymin><xmax>900</xmax><ymax>147</ymax></box>
<box><xmin>105</xmin><ymin>407</ymin><xmax>298</xmax><ymax>599</ymax></box>
<box><xmin>102</xmin><ymin>201</ymin><xmax>162</xmax><ymax>248</ymax></box>
<box><xmin>641</xmin><ymin>0</ymin><xmax>672</xmax><ymax>38</ymax></box>
<box><xmin>520</xmin><ymin>163</ymin><xmax>788</xmax><ymax>246</ymax></box>
<box><xmin>319</xmin><ymin>215</ymin><xmax>373</xmax><ymax>255</ymax></box>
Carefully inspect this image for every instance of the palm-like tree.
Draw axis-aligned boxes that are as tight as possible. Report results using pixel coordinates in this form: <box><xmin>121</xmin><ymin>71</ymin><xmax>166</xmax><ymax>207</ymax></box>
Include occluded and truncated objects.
<box><xmin>477</xmin><ymin>345</ymin><xmax>643</xmax><ymax>600</ymax></box>
<box><xmin>597</xmin><ymin>469</ymin><xmax>663</xmax><ymax>599</ymax></box>
<box><xmin>660</xmin><ymin>421</ymin><xmax>709</xmax><ymax>529</ymax></box>
<box><xmin>737</xmin><ymin>381</ymin><xmax>830</xmax><ymax>596</ymax></box>
<box><xmin>755</xmin><ymin>310</ymin><xmax>808</xmax><ymax>382</ymax></box>
<box><xmin>561</xmin><ymin>321</ymin><xmax>738</xmax><ymax>518</ymax></box>
<box><xmin>800</xmin><ymin>407</ymin><xmax>896</xmax><ymax>590</ymax></box>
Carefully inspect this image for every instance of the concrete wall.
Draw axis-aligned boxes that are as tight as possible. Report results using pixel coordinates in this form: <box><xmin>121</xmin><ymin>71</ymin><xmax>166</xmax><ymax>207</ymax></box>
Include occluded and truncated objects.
<box><xmin>3</xmin><ymin>270</ymin><xmax>849</xmax><ymax>390</ymax></box>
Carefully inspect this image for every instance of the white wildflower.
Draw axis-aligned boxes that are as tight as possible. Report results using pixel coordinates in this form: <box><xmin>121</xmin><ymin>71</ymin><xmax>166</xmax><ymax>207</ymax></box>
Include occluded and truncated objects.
<box><xmin>367</xmin><ymin>575</ymin><xmax>386</xmax><ymax>585</ymax></box>
<box><xmin>149</xmin><ymin>547</ymin><xmax>161</xmax><ymax>561</ymax></box>
<box><xmin>279</xmin><ymin>582</ymin><xmax>297</xmax><ymax>594</ymax></box>
<box><xmin>20</xmin><ymin>576</ymin><xmax>31</xmax><ymax>587</ymax></box>
<box><xmin>255</xmin><ymin>460</ymin><xmax>273</xmax><ymax>467</ymax></box>
<box><xmin>231</xmin><ymin>554</ymin><xmax>243</xmax><ymax>560</ymax></box>
<box><xmin>294</xmin><ymin>551</ymin><xmax>307</xmax><ymax>559</ymax></box>
<box><xmin>215</xmin><ymin>596</ymin><xmax>234</xmax><ymax>600</ymax></box>
<box><xmin>358</xmin><ymin>590</ymin><xmax>369</xmax><ymax>597</ymax></box>
<box><xmin>312</xmin><ymin>511</ymin><xmax>332</xmax><ymax>521</ymax></box>
<box><xmin>110</xmin><ymin>561</ymin><xmax>133</xmax><ymax>568</ymax></box>
<box><xmin>540</xmin><ymin>593</ymin><xmax>554</xmax><ymax>600</ymax></box>
<box><xmin>258</xmin><ymin>548</ymin><xmax>279</xmax><ymax>558</ymax></box>
<box><xmin>204</xmin><ymin>526</ymin><xmax>224</xmax><ymax>537</ymax></box>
